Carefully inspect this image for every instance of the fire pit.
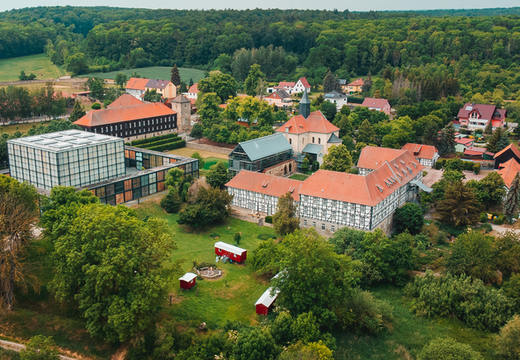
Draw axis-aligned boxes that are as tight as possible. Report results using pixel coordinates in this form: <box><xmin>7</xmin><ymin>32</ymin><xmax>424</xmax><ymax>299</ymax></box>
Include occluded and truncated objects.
<box><xmin>196</xmin><ymin>266</ymin><xmax>222</xmax><ymax>279</ymax></box>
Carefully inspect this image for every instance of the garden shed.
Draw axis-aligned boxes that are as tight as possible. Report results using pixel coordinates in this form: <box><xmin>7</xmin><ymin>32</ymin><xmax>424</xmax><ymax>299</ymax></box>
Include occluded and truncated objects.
<box><xmin>179</xmin><ymin>272</ymin><xmax>197</xmax><ymax>289</ymax></box>
<box><xmin>255</xmin><ymin>287</ymin><xmax>280</xmax><ymax>315</ymax></box>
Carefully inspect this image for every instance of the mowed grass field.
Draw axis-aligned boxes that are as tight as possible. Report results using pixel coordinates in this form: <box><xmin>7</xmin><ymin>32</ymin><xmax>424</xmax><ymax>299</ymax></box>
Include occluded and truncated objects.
<box><xmin>0</xmin><ymin>54</ymin><xmax>65</xmax><ymax>82</ymax></box>
<box><xmin>134</xmin><ymin>202</ymin><xmax>276</xmax><ymax>327</ymax></box>
<box><xmin>81</xmin><ymin>66</ymin><xmax>205</xmax><ymax>83</ymax></box>
<box><xmin>0</xmin><ymin>122</ymin><xmax>50</xmax><ymax>135</ymax></box>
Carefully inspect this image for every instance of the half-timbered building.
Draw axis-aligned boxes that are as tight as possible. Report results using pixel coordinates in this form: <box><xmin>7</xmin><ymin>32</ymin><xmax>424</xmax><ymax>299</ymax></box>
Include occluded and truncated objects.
<box><xmin>226</xmin><ymin>146</ymin><xmax>429</xmax><ymax>234</ymax></box>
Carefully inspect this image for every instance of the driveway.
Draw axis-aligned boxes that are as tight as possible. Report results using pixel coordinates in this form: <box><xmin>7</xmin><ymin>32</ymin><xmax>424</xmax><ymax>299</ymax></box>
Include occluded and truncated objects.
<box><xmin>421</xmin><ymin>168</ymin><xmax>493</xmax><ymax>188</ymax></box>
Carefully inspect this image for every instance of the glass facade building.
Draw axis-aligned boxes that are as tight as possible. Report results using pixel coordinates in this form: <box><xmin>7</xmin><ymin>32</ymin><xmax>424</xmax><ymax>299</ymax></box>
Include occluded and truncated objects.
<box><xmin>7</xmin><ymin>130</ymin><xmax>125</xmax><ymax>190</ymax></box>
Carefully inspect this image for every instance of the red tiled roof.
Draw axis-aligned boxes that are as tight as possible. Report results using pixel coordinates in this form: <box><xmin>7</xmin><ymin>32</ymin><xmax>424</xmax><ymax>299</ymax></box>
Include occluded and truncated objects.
<box><xmin>107</xmin><ymin>94</ymin><xmax>143</xmax><ymax>108</ymax></box>
<box><xmin>457</xmin><ymin>103</ymin><xmax>506</xmax><ymax>121</ymax></box>
<box><xmin>348</xmin><ymin>78</ymin><xmax>364</xmax><ymax>86</ymax></box>
<box><xmin>464</xmin><ymin>146</ymin><xmax>486</xmax><ymax>157</ymax></box>
<box><xmin>225</xmin><ymin>170</ymin><xmax>302</xmax><ymax>201</ymax></box>
<box><xmin>300</xmin><ymin>149</ymin><xmax>422</xmax><ymax>206</ymax></box>
<box><xmin>402</xmin><ymin>143</ymin><xmax>438</xmax><ymax>160</ymax></box>
<box><xmin>455</xmin><ymin>138</ymin><xmax>474</xmax><ymax>145</ymax></box>
<box><xmin>74</xmin><ymin>102</ymin><xmax>176</xmax><ymax>127</ymax></box>
<box><xmin>494</xmin><ymin>143</ymin><xmax>520</xmax><ymax>159</ymax></box>
<box><xmin>498</xmin><ymin>158</ymin><xmax>520</xmax><ymax>188</ymax></box>
<box><xmin>126</xmin><ymin>77</ymin><xmax>149</xmax><ymax>91</ymax></box>
<box><xmin>357</xmin><ymin>146</ymin><xmax>405</xmax><ymax>170</ymax></box>
<box><xmin>276</xmin><ymin>81</ymin><xmax>295</xmax><ymax>88</ymax></box>
<box><xmin>361</xmin><ymin>97</ymin><xmax>390</xmax><ymax>110</ymax></box>
<box><xmin>298</xmin><ymin>77</ymin><xmax>311</xmax><ymax>88</ymax></box>
<box><xmin>276</xmin><ymin>111</ymin><xmax>339</xmax><ymax>135</ymax></box>
<box><xmin>188</xmin><ymin>83</ymin><xmax>199</xmax><ymax>93</ymax></box>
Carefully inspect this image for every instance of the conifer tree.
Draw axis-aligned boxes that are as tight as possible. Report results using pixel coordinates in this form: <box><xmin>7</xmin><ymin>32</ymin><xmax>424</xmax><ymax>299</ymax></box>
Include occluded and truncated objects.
<box><xmin>505</xmin><ymin>173</ymin><xmax>520</xmax><ymax>220</ymax></box>
<box><xmin>68</xmin><ymin>100</ymin><xmax>85</xmax><ymax>122</ymax></box>
<box><xmin>487</xmin><ymin>127</ymin><xmax>509</xmax><ymax>153</ymax></box>
<box><xmin>323</xmin><ymin>70</ymin><xmax>338</xmax><ymax>93</ymax></box>
<box><xmin>170</xmin><ymin>64</ymin><xmax>181</xmax><ymax>86</ymax></box>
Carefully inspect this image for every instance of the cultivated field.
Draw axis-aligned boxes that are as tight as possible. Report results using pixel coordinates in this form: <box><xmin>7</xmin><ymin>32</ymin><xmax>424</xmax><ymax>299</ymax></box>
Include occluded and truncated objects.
<box><xmin>0</xmin><ymin>54</ymin><xmax>65</xmax><ymax>82</ymax></box>
<box><xmin>81</xmin><ymin>66</ymin><xmax>205</xmax><ymax>83</ymax></box>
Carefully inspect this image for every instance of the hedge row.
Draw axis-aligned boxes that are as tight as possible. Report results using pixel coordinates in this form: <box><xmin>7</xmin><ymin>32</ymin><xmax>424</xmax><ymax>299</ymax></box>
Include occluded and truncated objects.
<box><xmin>145</xmin><ymin>139</ymin><xmax>185</xmax><ymax>152</ymax></box>
<box><xmin>434</xmin><ymin>158</ymin><xmax>481</xmax><ymax>174</ymax></box>
<box><xmin>130</xmin><ymin>133</ymin><xmax>181</xmax><ymax>146</ymax></box>
<box><xmin>135</xmin><ymin>136</ymin><xmax>182</xmax><ymax>149</ymax></box>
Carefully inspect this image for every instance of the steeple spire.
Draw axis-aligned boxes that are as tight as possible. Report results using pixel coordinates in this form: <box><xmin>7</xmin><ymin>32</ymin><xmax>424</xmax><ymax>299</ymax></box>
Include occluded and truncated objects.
<box><xmin>299</xmin><ymin>89</ymin><xmax>310</xmax><ymax>119</ymax></box>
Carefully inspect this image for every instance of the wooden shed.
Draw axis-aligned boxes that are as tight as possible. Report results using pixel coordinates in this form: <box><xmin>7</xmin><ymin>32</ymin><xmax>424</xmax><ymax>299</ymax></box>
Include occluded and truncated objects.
<box><xmin>214</xmin><ymin>241</ymin><xmax>247</xmax><ymax>263</ymax></box>
<box><xmin>255</xmin><ymin>287</ymin><xmax>280</xmax><ymax>315</ymax></box>
<box><xmin>179</xmin><ymin>272</ymin><xmax>197</xmax><ymax>290</ymax></box>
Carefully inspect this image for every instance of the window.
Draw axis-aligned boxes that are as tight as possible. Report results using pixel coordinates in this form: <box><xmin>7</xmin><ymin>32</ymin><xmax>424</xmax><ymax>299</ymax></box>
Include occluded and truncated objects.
<box><xmin>321</xmin><ymin>223</ymin><xmax>325</xmax><ymax>230</ymax></box>
<box><xmin>289</xmin><ymin>138</ymin><xmax>292</xmax><ymax>144</ymax></box>
<box><xmin>318</xmin><ymin>138</ymin><xmax>321</xmax><ymax>144</ymax></box>
<box><xmin>312</xmin><ymin>137</ymin><xmax>315</xmax><ymax>143</ymax></box>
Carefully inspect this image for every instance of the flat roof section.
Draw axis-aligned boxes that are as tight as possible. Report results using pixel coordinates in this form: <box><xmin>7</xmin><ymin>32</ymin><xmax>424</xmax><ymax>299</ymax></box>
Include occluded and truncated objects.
<box><xmin>7</xmin><ymin>130</ymin><xmax>122</xmax><ymax>152</ymax></box>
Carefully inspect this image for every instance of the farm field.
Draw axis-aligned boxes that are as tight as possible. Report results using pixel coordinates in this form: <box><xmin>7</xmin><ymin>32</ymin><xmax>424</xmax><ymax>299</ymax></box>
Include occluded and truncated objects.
<box><xmin>80</xmin><ymin>66</ymin><xmax>205</xmax><ymax>83</ymax></box>
<box><xmin>0</xmin><ymin>54</ymin><xmax>65</xmax><ymax>82</ymax></box>
<box><xmin>134</xmin><ymin>201</ymin><xmax>276</xmax><ymax>327</ymax></box>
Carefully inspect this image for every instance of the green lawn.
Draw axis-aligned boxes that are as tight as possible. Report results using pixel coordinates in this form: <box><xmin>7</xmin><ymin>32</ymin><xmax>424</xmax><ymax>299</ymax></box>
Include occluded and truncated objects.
<box><xmin>81</xmin><ymin>66</ymin><xmax>205</xmax><ymax>83</ymax></box>
<box><xmin>134</xmin><ymin>202</ymin><xmax>276</xmax><ymax>327</ymax></box>
<box><xmin>335</xmin><ymin>285</ymin><xmax>495</xmax><ymax>360</ymax></box>
<box><xmin>0</xmin><ymin>122</ymin><xmax>50</xmax><ymax>136</ymax></box>
<box><xmin>0</xmin><ymin>54</ymin><xmax>65</xmax><ymax>82</ymax></box>
<box><xmin>289</xmin><ymin>173</ymin><xmax>309</xmax><ymax>181</ymax></box>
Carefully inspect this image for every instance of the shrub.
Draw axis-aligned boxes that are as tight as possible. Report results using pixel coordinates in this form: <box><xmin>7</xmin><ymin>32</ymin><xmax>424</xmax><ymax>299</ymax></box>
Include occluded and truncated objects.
<box><xmin>473</xmin><ymin>163</ymin><xmax>481</xmax><ymax>174</ymax></box>
<box><xmin>480</xmin><ymin>212</ymin><xmax>489</xmax><ymax>223</ymax></box>
<box><xmin>405</xmin><ymin>271</ymin><xmax>515</xmax><ymax>331</ymax></box>
<box><xmin>493</xmin><ymin>214</ymin><xmax>506</xmax><ymax>225</ymax></box>
<box><xmin>418</xmin><ymin>337</ymin><xmax>483</xmax><ymax>360</ymax></box>
<box><xmin>234</xmin><ymin>232</ymin><xmax>241</xmax><ymax>244</ymax></box>
<box><xmin>19</xmin><ymin>335</ymin><xmax>59</xmax><ymax>360</ymax></box>
<box><xmin>91</xmin><ymin>102</ymin><xmax>101</xmax><ymax>109</ymax></box>
<box><xmin>160</xmin><ymin>189</ymin><xmax>182</xmax><ymax>213</ymax></box>
<box><xmin>265</xmin><ymin>215</ymin><xmax>273</xmax><ymax>224</ymax></box>
<box><xmin>495</xmin><ymin>315</ymin><xmax>520</xmax><ymax>359</ymax></box>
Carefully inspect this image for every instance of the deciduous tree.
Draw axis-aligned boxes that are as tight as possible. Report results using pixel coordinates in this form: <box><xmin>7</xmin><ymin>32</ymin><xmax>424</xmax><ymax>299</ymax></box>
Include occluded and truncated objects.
<box><xmin>321</xmin><ymin>144</ymin><xmax>352</xmax><ymax>172</ymax></box>
<box><xmin>0</xmin><ymin>176</ymin><xmax>38</xmax><ymax>311</ymax></box>
<box><xmin>198</xmin><ymin>71</ymin><xmax>238</xmax><ymax>103</ymax></box>
<box><xmin>206</xmin><ymin>162</ymin><xmax>229</xmax><ymax>189</ymax></box>
<box><xmin>393</xmin><ymin>202</ymin><xmax>424</xmax><ymax>234</ymax></box>
<box><xmin>51</xmin><ymin>204</ymin><xmax>174</xmax><ymax>342</ymax></box>
<box><xmin>272</xmin><ymin>192</ymin><xmax>299</xmax><ymax>236</ymax></box>
<box><xmin>418</xmin><ymin>337</ymin><xmax>483</xmax><ymax>360</ymax></box>
<box><xmin>244</xmin><ymin>64</ymin><xmax>265</xmax><ymax>96</ymax></box>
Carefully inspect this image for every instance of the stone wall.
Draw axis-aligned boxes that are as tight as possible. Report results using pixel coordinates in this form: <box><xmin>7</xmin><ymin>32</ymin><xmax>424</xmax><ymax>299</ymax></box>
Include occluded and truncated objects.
<box><xmin>263</xmin><ymin>159</ymin><xmax>296</xmax><ymax>177</ymax></box>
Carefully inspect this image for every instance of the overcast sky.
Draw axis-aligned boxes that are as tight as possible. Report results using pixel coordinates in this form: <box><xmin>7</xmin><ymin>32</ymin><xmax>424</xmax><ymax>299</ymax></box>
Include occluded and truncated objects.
<box><xmin>1</xmin><ymin>0</ymin><xmax>518</xmax><ymax>12</ymax></box>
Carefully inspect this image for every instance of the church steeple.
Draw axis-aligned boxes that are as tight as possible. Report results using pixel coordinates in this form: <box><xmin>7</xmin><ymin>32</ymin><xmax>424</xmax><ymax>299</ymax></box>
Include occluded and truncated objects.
<box><xmin>299</xmin><ymin>89</ymin><xmax>311</xmax><ymax>119</ymax></box>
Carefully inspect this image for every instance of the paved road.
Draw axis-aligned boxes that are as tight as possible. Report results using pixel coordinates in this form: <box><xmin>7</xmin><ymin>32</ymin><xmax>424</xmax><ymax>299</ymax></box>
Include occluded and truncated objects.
<box><xmin>490</xmin><ymin>224</ymin><xmax>520</xmax><ymax>235</ymax></box>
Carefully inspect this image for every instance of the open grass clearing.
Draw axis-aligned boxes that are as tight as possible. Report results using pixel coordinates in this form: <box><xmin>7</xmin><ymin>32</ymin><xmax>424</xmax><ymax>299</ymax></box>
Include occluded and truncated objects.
<box><xmin>289</xmin><ymin>173</ymin><xmax>309</xmax><ymax>181</ymax></box>
<box><xmin>0</xmin><ymin>54</ymin><xmax>65</xmax><ymax>82</ymax></box>
<box><xmin>335</xmin><ymin>285</ymin><xmax>495</xmax><ymax>360</ymax></box>
<box><xmin>167</xmin><ymin>146</ymin><xmax>229</xmax><ymax>160</ymax></box>
<box><xmin>134</xmin><ymin>202</ymin><xmax>276</xmax><ymax>328</ymax></box>
<box><xmin>0</xmin><ymin>122</ymin><xmax>50</xmax><ymax>136</ymax></box>
<box><xmin>80</xmin><ymin>66</ymin><xmax>205</xmax><ymax>83</ymax></box>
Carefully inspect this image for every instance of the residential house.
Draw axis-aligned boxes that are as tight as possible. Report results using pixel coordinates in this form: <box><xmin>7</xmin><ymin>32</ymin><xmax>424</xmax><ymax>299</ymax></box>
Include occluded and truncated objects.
<box><xmin>276</xmin><ymin>90</ymin><xmax>340</xmax><ymax>166</ymax></box>
<box><xmin>228</xmin><ymin>133</ymin><xmax>294</xmax><ymax>176</ymax></box>
<box><xmin>457</xmin><ymin>103</ymin><xmax>506</xmax><ymax>130</ymax></box>
<box><xmin>494</xmin><ymin>143</ymin><xmax>520</xmax><ymax>169</ymax></box>
<box><xmin>401</xmin><ymin>143</ymin><xmax>439</xmax><ymax>167</ymax></box>
<box><xmin>324</xmin><ymin>91</ymin><xmax>348</xmax><ymax>110</ymax></box>
<box><xmin>126</xmin><ymin>78</ymin><xmax>177</xmax><ymax>99</ymax></box>
<box><xmin>74</xmin><ymin>94</ymin><xmax>177</xmax><ymax>140</ymax></box>
<box><xmin>360</xmin><ymin>97</ymin><xmax>392</xmax><ymax>116</ymax></box>
<box><xmin>346</xmin><ymin>78</ymin><xmax>364</xmax><ymax>94</ymax></box>
<box><xmin>264</xmin><ymin>89</ymin><xmax>292</xmax><ymax>108</ymax></box>
<box><xmin>292</xmin><ymin>77</ymin><xmax>311</xmax><ymax>94</ymax></box>
<box><xmin>184</xmin><ymin>83</ymin><xmax>199</xmax><ymax>100</ymax></box>
<box><xmin>497</xmin><ymin>158</ymin><xmax>520</xmax><ymax>190</ymax></box>
<box><xmin>455</xmin><ymin>137</ymin><xmax>474</xmax><ymax>153</ymax></box>
<box><xmin>463</xmin><ymin>146</ymin><xmax>494</xmax><ymax>160</ymax></box>
<box><xmin>226</xmin><ymin>145</ymin><xmax>428</xmax><ymax>234</ymax></box>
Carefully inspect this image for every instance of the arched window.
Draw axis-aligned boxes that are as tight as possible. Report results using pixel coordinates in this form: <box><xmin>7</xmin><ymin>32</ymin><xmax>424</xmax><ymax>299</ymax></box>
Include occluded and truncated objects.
<box><xmin>312</xmin><ymin>137</ymin><xmax>315</xmax><ymax>143</ymax></box>
<box><xmin>318</xmin><ymin>138</ymin><xmax>321</xmax><ymax>144</ymax></box>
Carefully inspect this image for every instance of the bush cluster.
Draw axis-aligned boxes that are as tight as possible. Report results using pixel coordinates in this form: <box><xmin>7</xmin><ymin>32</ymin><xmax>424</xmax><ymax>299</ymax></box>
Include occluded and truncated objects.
<box><xmin>405</xmin><ymin>271</ymin><xmax>515</xmax><ymax>331</ymax></box>
<box><xmin>434</xmin><ymin>158</ymin><xmax>481</xmax><ymax>174</ymax></box>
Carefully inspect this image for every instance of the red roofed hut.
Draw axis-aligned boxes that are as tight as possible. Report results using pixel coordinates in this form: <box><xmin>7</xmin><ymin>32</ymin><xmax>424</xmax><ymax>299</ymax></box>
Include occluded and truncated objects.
<box><xmin>255</xmin><ymin>287</ymin><xmax>280</xmax><ymax>315</ymax></box>
<box><xmin>179</xmin><ymin>272</ymin><xmax>197</xmax><ymax>290</ymax></box>
<box><xmin>214</xmin><ymin>241</ymin><xmax>247</xmax><ymax>263</ymax></box>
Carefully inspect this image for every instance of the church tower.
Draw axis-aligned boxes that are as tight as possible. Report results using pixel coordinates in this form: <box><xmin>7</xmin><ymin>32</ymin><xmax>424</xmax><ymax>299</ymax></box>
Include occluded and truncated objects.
<box><xmin>299</xmin><ymin>89</ymin><xmax>311</xmax><ymax>119</ymax></box>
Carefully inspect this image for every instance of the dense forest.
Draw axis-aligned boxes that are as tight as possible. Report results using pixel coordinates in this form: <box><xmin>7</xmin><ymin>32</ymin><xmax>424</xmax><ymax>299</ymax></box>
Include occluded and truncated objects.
<box><xmin>0</xmin><ymin>7</ymin><xmax>519</xmax><ymax>102</ymax></box>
